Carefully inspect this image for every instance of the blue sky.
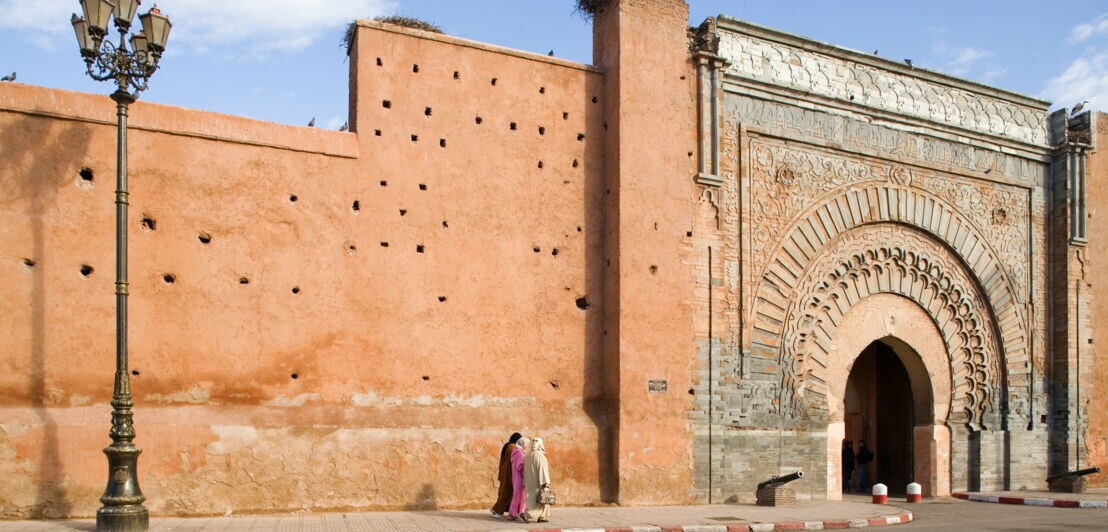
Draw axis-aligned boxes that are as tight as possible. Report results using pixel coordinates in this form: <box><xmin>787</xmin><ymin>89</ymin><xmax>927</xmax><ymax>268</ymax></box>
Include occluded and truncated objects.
<box><xmin>1</xmin><ymin>1</ymin><xmax>1106</xmax><ymax>129</ymax></box>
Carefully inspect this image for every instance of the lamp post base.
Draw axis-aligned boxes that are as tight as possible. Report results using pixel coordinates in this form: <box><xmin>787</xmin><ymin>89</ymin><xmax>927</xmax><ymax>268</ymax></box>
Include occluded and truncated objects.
<box><xmin>96</xmin><ymin>444</ymin><xmax>149</xmax><ymax>531</ymax></box>
<box><xmin>96</xmin><ymin>505</ymin><xmax>149</xmax><ymax>532</ymax></box>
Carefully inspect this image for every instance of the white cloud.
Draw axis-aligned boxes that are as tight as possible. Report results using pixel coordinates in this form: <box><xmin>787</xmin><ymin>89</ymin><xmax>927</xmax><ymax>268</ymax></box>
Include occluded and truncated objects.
<box><xmin>168</xmin><ymin>0</ymin><xmax>394</xmax><ymax>57</ymax></box>
<box><xmin>0</xmin><ymin>0</ymin><xmax>72</xmax><ymax>33</ymax></box>
<box><xmin>0</xmin><ymin>0</ymin><xmax>394</xmax><ymax>57</ymax></box>
<box><xmin>1043</xmin><ymin>53</ymin><xmax>1108</xmax><ymax>113</ymax></box>
<box><xmin>1045</xmin><ymin>14</ymin><xmax>1108</xmax><ymax>113</ymax></box>
<box><xmin>930</xmin><ymin>39</ymin><xmax>999</xmax><ymax>80</ymax></box>
<box><xmin>1068</xmin><ymin>14</ymin><xmax>1108</xmax><ymax>44</ymax></box>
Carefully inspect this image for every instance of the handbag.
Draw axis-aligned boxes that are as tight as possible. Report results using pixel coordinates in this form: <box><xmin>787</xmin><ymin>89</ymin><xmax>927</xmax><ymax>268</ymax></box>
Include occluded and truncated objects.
<box><xmin>536</xmin><ymin>484</ymin><xmax>556</xmax><ymax>505</ymax></box>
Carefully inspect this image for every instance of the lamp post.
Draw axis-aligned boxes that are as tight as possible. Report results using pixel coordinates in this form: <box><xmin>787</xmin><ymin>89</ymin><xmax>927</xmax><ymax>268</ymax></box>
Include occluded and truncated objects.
<box><xmin>71</xmin><ymin>1</ymin><xmax>171</xmax><ymax>530</ymax></box>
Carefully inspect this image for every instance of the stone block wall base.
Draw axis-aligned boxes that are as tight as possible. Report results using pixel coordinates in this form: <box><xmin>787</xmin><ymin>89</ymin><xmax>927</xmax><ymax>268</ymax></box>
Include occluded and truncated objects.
<box><xmin>756</xmin><ymin>485</ymin><xmax>796</xmax><ymax>506</ymax></box>
<box><xmin>1048</xmin><ymin>477</ymin><xmax>1087</xmax><ymax>493</ymax></box>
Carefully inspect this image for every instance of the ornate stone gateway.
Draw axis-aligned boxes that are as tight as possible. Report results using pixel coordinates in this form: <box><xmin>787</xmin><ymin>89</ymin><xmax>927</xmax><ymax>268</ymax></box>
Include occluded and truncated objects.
<box><xmin>689</xmin><ymin>17</ymin><xmax>1055</xmax><ymax>502</ymax></box>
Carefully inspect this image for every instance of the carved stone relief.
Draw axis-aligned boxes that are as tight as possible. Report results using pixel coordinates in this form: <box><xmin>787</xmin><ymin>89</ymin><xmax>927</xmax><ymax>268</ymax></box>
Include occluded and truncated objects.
<box><xmin>741</xmin><ymin>136</ymin><xmax>1031</xmax><ymax>430</ymax></box>
<box><xmin>728</xmin><ymin>97</ymin><xmax>1044</xmax><ymax>184</ymax></box>
<box><xmin>780</xmin><ymin>223</ymin><xmax>1000</xmax><ymax>429</ymax></box>
<box><xmin>746</xmin><ymin>138</ymin><xmax>1030</xmax><ymax>305</ymax></box>
<box><xmin>717</xmin><ymin>29</ymin><xmax>1049</xmax><ymax>146</ymax></box>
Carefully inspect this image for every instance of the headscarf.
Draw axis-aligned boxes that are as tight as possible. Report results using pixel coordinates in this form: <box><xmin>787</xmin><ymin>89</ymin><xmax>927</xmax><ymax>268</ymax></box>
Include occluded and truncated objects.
<box><xmin>530</xmin><ymin>438</ymin><xmax>545</xmax><ymax>453</ymax></box>
<box><xmin>517</xmin><ymin>436</ymin><xmax>530</xmax><ymax>450</ymax></box>
<box><xmin>501</xmin><ymin>432</ymin><xmax>524</xmax><ymax>459</ymax></box>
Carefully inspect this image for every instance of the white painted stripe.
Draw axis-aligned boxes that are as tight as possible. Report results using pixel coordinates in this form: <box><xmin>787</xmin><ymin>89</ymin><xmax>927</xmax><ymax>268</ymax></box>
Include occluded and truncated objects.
<box><xmin>630</xmin><ymin>527</ymin><xmax>663</xmax><ymax>532</ymax></box>
<box><xmin>969</xmin><ymin>495</ymin><xmax>999</xmax><ymax>503</ymax></box>
<box><xmin>1023</xmin><ymin>498</ymin><xmax>1053</xmax><ymax>507</ymax></box>
<box><xmin>1078</xmin><ymin>500</ymin><xmax>1108</xmax><ymax>508</ymax></box>
<box><xmin>565</xmin><ymin>528</ymin><xmax>606</xmax><ymax>532</ymax></box>
<box><xmin>804</xmin><ymin>521</ymin><xmax>825</xmax><ymax>529</ymax></box>
<box><xmin>750</xmin><ymin>524</ymin><xmax>776</xmax><ymax>532</ymax></box>
<box><xmin>681</xmin><ymin>526</ymin><xmax>728</xmax><ymax>532</ymax></box>
<box><xmin>847</xmin><ymin>518</ymin><xmax>869</xmax><ymax>528</ymax></box>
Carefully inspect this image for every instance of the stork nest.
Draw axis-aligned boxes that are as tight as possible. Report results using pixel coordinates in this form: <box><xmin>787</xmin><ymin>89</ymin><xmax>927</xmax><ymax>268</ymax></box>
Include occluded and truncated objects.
<box><xmin>342</xmin><ymin>16</ymin><xmax>443</xmax><ymax>54</ymax></box>
<box><xmin>575</xmin><ymin>0</ymin><xmax>609</xmax><ymax>19</ymax></box>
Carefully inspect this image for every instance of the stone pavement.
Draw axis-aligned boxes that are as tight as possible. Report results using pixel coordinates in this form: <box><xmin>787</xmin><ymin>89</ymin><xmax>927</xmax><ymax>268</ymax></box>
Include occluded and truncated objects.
<box><xmin>0</xmin><ymin>501</ymin><xmax>912</xmax><ymax>531</ymax></box>
<box><xmin>952</xmin><ymin>488</ymin><xmax>1108</xmax><ymax>508</ymax></box>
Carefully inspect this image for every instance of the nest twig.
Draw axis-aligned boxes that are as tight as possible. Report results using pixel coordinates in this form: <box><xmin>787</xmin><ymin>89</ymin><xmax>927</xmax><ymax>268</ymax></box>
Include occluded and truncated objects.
<box><xmin>342</xmin><ymin>16</ymin><xmax>444</xmax><ymax>54</ymax></box>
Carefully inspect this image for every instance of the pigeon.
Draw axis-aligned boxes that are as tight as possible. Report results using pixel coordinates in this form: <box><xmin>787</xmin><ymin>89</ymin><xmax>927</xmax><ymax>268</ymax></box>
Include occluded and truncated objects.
<box><xmin>307</xmin><ymin>117</ymin><xmax>315</xmax><ymax>127</ymax></box>
<box><xmin>873</xmin><ymin>49</ymin><xmax>878</xmax><ymax>55</ymax></box>
<box><xmin>903</xmin><ymin>59</ymin><xmax>913</xmax><ymax>67</ymax></box>
<box><xmin>984</xmin><ymin>168</ymin><xmax>992</xmax><ymax>175</ymax></box>
<box><xmin>1072</xmin><ymin>100</ymin><xmax>1089</xmax><ymax>116</ymax></box>
<box><xmin>548</xmin><ymin>50</ymin><xmax>554</xmax><ymax>56</ymax></box>
<box><xmin>0</xmin><ymin>72</ymin><xmax>15</xmax><ymax>82</ymax></box>
<box><xmin>339</xmin><ymin>121</ymin><xmax>348</xmax><ymax>132</ymax></box>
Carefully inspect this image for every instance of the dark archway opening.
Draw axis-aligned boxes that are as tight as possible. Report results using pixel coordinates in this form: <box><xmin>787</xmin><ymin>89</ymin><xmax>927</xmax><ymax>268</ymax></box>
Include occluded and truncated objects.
<box><xmin>844</xmin><ymin>340</ymin><xmax>915</xmax><ymax>494</ymax></box>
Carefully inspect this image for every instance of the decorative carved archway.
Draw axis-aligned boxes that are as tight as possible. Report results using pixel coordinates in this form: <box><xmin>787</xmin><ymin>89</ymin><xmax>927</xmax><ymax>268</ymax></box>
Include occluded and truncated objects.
<box><xmin>749</xmin><ymin>183</ymin><xmax>1026</xmax><ymax>430</ymax></box>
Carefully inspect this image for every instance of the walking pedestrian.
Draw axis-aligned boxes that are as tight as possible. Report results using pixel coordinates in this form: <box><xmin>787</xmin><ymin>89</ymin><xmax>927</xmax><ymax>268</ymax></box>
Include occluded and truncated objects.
<box><xmin>841</xmin><ymin>439</ymin><xmax>855</xmax><ymax>492</ymax></box>
<box><xmin>490</xmin><ymin>432</ymin><xmax>522</xmax><ymax>519</ymax></box>
<box><xmin>856</xmin><ymin>440</ymin><xmax>874</xmax><ymax>493</ymax></box>
<box><xmin>522</xmin><ymin>437</ymin><xmax>552</xmax><ymax>523</ymax></box>
<box><xmin>508</xmin><ymin>436</ymin><xmax>529</xmax><ymax>520</ymax></box>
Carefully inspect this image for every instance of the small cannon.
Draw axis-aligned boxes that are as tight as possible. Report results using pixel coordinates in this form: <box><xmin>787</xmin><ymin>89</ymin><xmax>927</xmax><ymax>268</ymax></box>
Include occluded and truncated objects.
<box><xmin>757</xmin><ymin>471</ymin><xmax>804</xmax><ymax>491</ymax></box>
<box><xmin>755</xmin><ymin>471</ymin><xmax>804</xmax><ymax>507</ymax></box>
<box><xmin>1047</xmin><ymin>466</ymin><xmax>1100</xmax><ymax>493</ymax></box>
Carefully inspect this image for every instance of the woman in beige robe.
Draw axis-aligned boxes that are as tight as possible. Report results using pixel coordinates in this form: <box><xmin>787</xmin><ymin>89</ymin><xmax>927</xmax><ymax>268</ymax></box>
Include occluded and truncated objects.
<box><xmin>522</xmin><ymin>437</ymin><xmax>552</xmax><ymax>523</ymax></box>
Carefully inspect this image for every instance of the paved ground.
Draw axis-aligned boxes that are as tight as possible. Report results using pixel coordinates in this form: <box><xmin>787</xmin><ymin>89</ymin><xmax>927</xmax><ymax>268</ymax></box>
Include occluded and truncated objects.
<box><xmin>6</xmin><ymin>493</ymin><xmax>1108</xmax><ymax>531</ymax></box>
<box><xmin>0</xmin><ymin>501</ymin><xmax>908</xmax><ymax>531</ymax></box>
<box><xmin>890</xmin><ymin>495</ymin><xmax>1107</xmax><ymax>531</ymax></box>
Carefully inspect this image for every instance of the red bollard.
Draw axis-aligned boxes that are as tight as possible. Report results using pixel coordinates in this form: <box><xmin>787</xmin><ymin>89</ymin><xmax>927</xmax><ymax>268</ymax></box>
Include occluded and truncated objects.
<box><xmin>906</xmin><ymin>482</ymin><xmax>922</xmax><ymax>503</ymax></box>
<box><xmin>872</xmin><ymin>483</ymin><xmax>888</xmax><ymax>505</ymax></box>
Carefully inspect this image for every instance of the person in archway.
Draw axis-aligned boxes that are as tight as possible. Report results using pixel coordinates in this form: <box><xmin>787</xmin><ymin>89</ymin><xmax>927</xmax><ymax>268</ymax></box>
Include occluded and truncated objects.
<box><xmin>841</xmin><ymin>440</ymin><xmax>855</xmax><ymax>492</ymax></box>
<box><xmin>856</xmin><ymin>440</ymin><xmax>874</xmax><ymax>493</ymax></box>
<box><xmin>490</xmin><ymin>432</ymin><xmax>523</xmax><ymax>519</ymax></box>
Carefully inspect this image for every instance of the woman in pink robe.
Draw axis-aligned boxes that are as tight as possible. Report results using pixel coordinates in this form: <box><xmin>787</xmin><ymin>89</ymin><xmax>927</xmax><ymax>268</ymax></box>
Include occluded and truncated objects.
<box><xmin>508</xmin><ymin>436</ymin><xmax>529</xmax><ymax>519</ymax></box>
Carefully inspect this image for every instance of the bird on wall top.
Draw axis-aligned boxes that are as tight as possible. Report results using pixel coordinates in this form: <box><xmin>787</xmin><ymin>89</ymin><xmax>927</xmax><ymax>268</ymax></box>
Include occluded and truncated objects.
<box><xmin>1072</xmin><ymin>100</ymin><xmax>1089</xmax><ymax>116</ymax></box>
<box><xmin>0</xmin><ymin>72</ymin><xmax>15</xmax><ymax>82</ymax></box>
<box><xmin>307</xmin><ymin>117</ymin><xmax>316</xmax><ymax>127</ymax></box>
<box><xmin>903</xmin><ymin>59</ymin><xmax>913</xmax><ymax>67</ymax></box>
<box><xmin>873</xmin><ymin>49</ymin><xmax>878</xmax><ymax>55</ymax></box>
<box><xmin>339</xmin><ymin>121</ymin><xmax>349</xmax><ymax>132</ymax></box>
<box><xmin>548</xmin><ymin>50</ymin><xmax>554</xmax><ymax>56</ymax></box>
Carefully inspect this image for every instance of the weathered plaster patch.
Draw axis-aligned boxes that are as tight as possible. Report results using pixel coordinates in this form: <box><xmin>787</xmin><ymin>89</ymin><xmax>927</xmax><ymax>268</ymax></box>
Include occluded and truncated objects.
<box><xmin>67</xmin><ymin>395</ymin><xmax>91</xmax><ymax>407</ymax></box>
<box><xmin>146</xmin><ymin>384</ymin><xmax>213</xmax><ymax>405</ymax></box>
<box><xmin>350</xmin><ymin>391</ymin><xmax>539</xmax><ymax>408</ymax></box>
<box><xmin>261</xmin><ymin>392</ymin><xmax>321</xmax><ymax>407</ymax></box>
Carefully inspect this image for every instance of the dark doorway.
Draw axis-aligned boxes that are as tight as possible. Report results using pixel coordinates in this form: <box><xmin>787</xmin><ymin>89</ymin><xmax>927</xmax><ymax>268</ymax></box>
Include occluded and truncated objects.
<box><xmin>844</xmin><ymin>341</ymin><xmax>915</xmax><ymax>494</ymax></box>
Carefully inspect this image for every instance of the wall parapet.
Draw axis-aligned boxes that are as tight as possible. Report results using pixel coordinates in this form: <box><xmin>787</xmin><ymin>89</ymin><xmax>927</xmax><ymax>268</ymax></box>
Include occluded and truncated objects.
<box><xmin>356</xmin><ymin>19</ymin><xmax>603</xmax><ymax>74</ymax></box>
<box><xmin>0</xmin><ymin>83</ymin><xmax>359</xmax><ymax>158</ymax></box>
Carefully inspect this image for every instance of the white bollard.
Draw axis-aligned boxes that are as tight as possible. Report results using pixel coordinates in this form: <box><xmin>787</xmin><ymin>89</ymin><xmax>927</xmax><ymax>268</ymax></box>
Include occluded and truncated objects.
<box><xmin>872</xmin><ymin>483</ymin><xmax>888</xmax><ymax>505</ymax></box>
<box><xmin>906</xmin><ymin>482</ymin><xmax>922</xmax><ymax>503</ymax></box>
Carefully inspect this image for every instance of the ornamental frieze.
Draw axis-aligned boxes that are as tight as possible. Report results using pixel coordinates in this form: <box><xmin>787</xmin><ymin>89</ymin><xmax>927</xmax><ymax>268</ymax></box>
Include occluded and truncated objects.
<box><xmin>717</xmin><ymin>28</ymin><xmax>1049</xmax><ymax>146</ymax></box>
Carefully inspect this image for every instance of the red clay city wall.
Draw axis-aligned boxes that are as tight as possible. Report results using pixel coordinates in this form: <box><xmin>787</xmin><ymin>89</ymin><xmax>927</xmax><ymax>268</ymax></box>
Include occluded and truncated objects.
<box><xmin>1084</xmin><ymin>112</ymin><xmax>1108</xmax><ymax>486</ymax></box>
<box><xmin>0</xmin><ymin>6</ymin><xmax>704</xmax><ymax>516</ymax></box>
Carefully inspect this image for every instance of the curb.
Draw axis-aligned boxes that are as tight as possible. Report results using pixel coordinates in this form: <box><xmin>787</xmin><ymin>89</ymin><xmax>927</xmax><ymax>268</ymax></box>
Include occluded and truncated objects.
<box><xmin>507</xmin><ymin>512</ymin><xmax>913</xmax><ymax>531</ymax></box>
<box><xmin>953</xmin><ymin>492</ymin><xmax>1108</xmax><ymax>508</ymax></box>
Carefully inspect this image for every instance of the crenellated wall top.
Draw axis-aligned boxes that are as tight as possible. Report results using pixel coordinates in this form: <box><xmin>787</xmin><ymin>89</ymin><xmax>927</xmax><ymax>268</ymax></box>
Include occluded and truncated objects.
<box><xmin>714</xmin><ymin>17</ymin><xmax>1052</xmax><ymax>148</ymax></box>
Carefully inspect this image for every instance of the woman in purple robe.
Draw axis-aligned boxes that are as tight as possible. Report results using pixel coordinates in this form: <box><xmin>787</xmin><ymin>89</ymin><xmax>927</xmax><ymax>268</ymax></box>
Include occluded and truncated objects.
<box><xmin>508</xmin><ymin>436</ymin><xmax>530</xmax><ymax>519</ymax></box>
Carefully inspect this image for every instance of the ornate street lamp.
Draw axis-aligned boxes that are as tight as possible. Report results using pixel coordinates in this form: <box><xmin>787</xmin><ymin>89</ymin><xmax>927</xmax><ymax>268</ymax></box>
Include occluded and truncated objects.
<box><xmin>72</xmin><ymin>1</ymin><xmax>171</xmax><ymax>530</ymax></box>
